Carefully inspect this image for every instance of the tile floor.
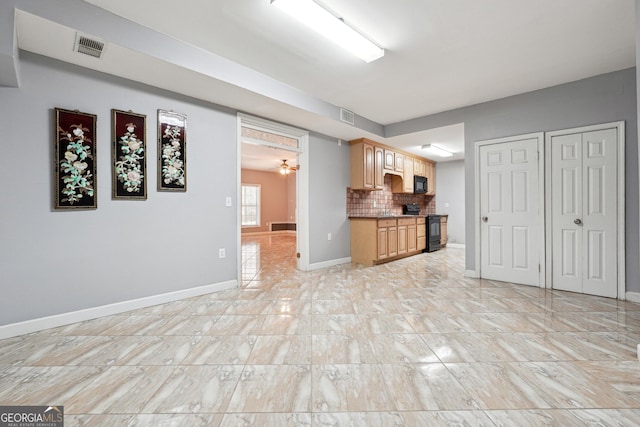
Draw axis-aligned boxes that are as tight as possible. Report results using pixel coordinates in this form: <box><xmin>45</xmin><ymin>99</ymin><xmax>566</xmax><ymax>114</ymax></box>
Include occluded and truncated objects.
<box><xmin>1</xmin><ymin>233</ymin><xmax>640</xmax><ymax>426</ymax></box>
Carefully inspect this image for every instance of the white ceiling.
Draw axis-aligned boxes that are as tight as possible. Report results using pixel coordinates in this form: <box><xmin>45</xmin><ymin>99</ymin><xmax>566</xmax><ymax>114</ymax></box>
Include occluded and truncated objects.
<box><xmin>12</xmin><ymin>0</ymin><xmax>636</xmax><ymax>166</ymax></box>
<box><xmin>242</xmin><ymin>143</ymin><xmax>298</xmax><ymax>172</ymax></box>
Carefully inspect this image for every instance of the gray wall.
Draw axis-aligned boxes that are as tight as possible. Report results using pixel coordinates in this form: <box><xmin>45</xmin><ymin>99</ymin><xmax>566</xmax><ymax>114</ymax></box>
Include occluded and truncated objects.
<box><xmin>309</xmin><ymin>134</ymin><xmax>351</xmax><ymax>264</ymax></box>
<box><xmin>0</xmin><ymin>52</ymin><xmax>238</xmax><ymax>325</ymax></box>
<box><xmin>0</xmin><ymin>52</ymin><xmax>352</xmax><ymax>326</ymax></box>
<box><xmin>388</xmin><ymin>68</ymin><xmax>638</xmax><ymax>292</ymax></box>
<box><xmin>435</xmin><ymin>160</ymin><xmax>465</xmax><ymax>245</ymax></box>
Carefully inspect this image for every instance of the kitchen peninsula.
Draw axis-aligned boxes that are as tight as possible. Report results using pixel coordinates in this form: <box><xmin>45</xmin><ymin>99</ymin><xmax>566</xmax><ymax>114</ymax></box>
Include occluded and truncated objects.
<box><xmin>350</xmin><ymin>215</ymin><xmax>426</xmax><ymax>265</ymax></box>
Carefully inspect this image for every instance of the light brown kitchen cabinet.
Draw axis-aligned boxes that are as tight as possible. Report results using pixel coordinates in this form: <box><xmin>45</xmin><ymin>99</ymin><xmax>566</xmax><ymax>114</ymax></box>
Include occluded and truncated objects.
<box><xmin>417</xmin><ymin>217</ymin><xmax>426</xmax><ymax>250</ymax></box>
<box><xmin>425</xmin><ymin>160</ymin><xmax>436</xmax><ymax>195</ymax></box>
<box><xmin>383</xmin><ymin>150</ymin><xmax>394</xmax><ymax>170</ymax></box>
<box><xmin>397</xmin><ymin>223</ymin><xmax>407</xmax><ymax>255</ymax></box>
<box><xmin>377</xmin><ymin>227</ymin><xmax>388</xmax><ymax>259</ymax></box>
<box><xmin>376</xmin><ymin>218</ymin><xmax>397</xmax><ymax>259</ymax></box>
<box><xmin>350</xmin><ymin>139</ymin><xmax>384</xmax><ymax>190</ymax></box>
<box><xmin>391</xmin><ymin>156</ymin><xmax>414</xmax><ymax>194</ymax></box>
<box><xmin>394</xmin><ymin>153</ymin><xmax>404</xmax><ymax>173</ymax></box>
<box><xmin>398</xmin><ymin>217</ymin><xmax>417</xmax><ymax>254</ymax></box>
<box><xmin>384</xmin><ymin>149</ymin><xmax>404</xmax><ymax>173</ymax></box>
<box><xmin>351</xmin><ymin>216</ymin><xmax>421</xmax><ymax>265</ymax></box>
<box><xmin>408</xmin><ymin>222</ymin><xmax>417</xmax><ymax>252</ymax></box>
<box><xmin>403</xmin><ymin>157</ymin><xmax>414</xmax><ymax>193</ymax></box>
<box><xmin>414</xmin><ymin>159</ymin><xmax>426</xmax><ymax>177</ymax></box>
<box><xmin>349</xmin><ymin>138</ymin><xmax>435</xmax><ymax>196</ymax></box>
<box><xmin>374</xmin><ymin>146</ymin><xmax>384</xmax><ymax>189</ymax></box>
<box><xmin>387</xmin><ymin>225</ymin><xmax>398</xmax><ymax>257</ymax></box>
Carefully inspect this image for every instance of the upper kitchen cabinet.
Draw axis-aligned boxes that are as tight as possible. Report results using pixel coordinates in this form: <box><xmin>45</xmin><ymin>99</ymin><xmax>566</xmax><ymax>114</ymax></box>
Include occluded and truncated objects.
<box><xmin>425</xmin><ymin>160</ymin><xmax>436</xmax><ymax>195</ymax></box>
<box><xmin>384</xmin><ymin>149</ymin><xmax>403</xmax><ymax>174</ymax></box>
<box><xmin>392</xmin><ymin>156</ymin><xmax>414</xmax><ymax>193</ymax></box>
<box><xmin>403</xmin><ymin>157</ymin><xmax>414</xmax><ymax>193</ymax></box>
<box><xmin>350</xmin><ymin>137</ymin><xmax>436</xmax><ymax>195</ymax></box>
<box><xmin>414</xmin><ymin>158</ymin><xmax>426</xmax><ymax>177</ymax></box>
<box><xmin>350</xmin><ymin>138</ymin><xmax>383</xmax><ymax>190</ymax></box>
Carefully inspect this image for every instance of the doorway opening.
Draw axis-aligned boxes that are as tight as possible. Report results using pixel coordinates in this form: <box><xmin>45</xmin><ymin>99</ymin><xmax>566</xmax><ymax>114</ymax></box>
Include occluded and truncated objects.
<box><xmin>236</xmin><ymin>113</ymin><xmax>309</xmax><ymax>287</ymax></box>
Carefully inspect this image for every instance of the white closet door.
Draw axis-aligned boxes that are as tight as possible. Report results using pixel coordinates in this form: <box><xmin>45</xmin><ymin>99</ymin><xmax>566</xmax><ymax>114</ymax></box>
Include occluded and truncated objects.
<box><xmin>480</xmin><ymin>137</ymin><xmax>540</xmax><ymax>286</ymax></box>
<box><xmin>551</xmin><ymin>128</ymin><xmax>618</xmax><ymax>297</ymax></box>
<box><xmin>551</xmin><ymin>133</ymin><xmax>583</xmax><ymax>293</ymax></box>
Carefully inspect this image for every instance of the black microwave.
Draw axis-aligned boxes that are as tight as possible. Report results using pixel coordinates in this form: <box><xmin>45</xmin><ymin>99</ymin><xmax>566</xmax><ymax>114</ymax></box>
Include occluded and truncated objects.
<box><xmin>414</xmin><ymin>175</ymin><xmax>427</xmax><ymax>194</ymax></box>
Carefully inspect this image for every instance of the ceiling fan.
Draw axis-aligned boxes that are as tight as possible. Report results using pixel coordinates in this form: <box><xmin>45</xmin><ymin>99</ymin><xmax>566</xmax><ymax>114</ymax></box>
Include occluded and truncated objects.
<box><xmin>279</xmin><ymin>159</ymin><xmax>297</xmax><ymax>175</ymax></box>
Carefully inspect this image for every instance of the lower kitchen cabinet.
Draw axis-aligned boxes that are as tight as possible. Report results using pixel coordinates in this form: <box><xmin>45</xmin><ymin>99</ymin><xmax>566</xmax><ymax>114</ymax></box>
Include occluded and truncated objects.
<box><xmin>351</xmin><ymin>216</ymin><xmax>423</xmax><ymax>266</ymax></box>
<box><xmin>377</xmin><ymin>218</ymin><xmax>397</xmax><ymax>259</ymax></box>
<box><xmin>417</xmin><ymin>217</ymin><xmax>426</xmax><ymax>251</ymax></box>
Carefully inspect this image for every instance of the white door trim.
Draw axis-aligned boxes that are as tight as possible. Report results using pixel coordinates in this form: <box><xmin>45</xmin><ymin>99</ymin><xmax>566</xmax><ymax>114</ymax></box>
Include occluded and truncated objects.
<box><xmin>474</xmin><ymin>132</ymin><xmax>545</xmax><ymax>287</ymax></box>
<box><xmin>236</xmin><ymin>113</ymin><xmax>310</xmax><ymax>275</ymax></box>
<box><xmin>544</xmin><ymin>121</ymin><xmax>625</xmax><ymax>299</ymax></box>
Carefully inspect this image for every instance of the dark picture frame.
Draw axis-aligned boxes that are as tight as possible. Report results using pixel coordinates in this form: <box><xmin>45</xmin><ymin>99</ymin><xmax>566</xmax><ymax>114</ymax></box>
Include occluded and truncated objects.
<box><xmin>112</xmin><ymin>109</ymin><xmax>147</xmax><ymax>200</ymax></box>
<box><xmin>157</xmin><ymin>109</ymin><xmax>187</xmax><ymax>192</ymax></box>
<box><xmin>54</xmin><ymin>108</ymin><xmax>97</xmax><ymax>209</ymax></box>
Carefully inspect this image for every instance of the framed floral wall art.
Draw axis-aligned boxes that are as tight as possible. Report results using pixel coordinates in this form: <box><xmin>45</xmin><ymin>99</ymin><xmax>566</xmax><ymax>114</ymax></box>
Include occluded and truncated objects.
<box><xmin>54</xmin><ymin>108</ymin><xmax>97</xmax><ymax>209</ymax></box>
<box><xmin>157</xmin><ymin>109</ymin><xmax>187</xmax><ymax>192</ymax></box>
<box><xmin>112</xmin><ymin>109</ymin><xmax>147</xmax><ymax>199</ymax></box>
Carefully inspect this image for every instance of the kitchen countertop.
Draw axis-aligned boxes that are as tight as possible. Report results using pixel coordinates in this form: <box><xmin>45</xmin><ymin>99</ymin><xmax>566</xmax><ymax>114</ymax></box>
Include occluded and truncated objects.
<box><xmin>349</xmin><ymin>215</ymin><xmax>427</xmax><ymax>219</ymax></box>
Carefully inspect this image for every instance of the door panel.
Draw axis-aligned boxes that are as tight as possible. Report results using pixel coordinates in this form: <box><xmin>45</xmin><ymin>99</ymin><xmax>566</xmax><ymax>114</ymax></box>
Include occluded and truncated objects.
<box><xmin>408</xmin><ymin>225</ymin><xmax>417</xmax><ymax>252</ymax></box>
<box><xmin>488</xmin><ymin>226</ymin><xmax>504</xmax><ymax>266</ymax></box>
<box><xmin>378</xmin><ymin>228</ymin><xmax>388</xmax><ymax>259</ymax></box>
<box><xmin>587</xmin><ymin>230</ymin><xmax>604</xmax><ymax>280</ymax></box>
<box><xmin>488</xmin><ymin>172</ymin><xmax>502</xmax><ymax>212</ymax></box>
<box><xmin>562</xmin><ymin>168</ymin><xmax>578</xmax><ymax>215</ymax></box>
<box><xmin>582</xmin><ymin>129</ymin><xmax>617</xmax><ymax>297</ymax></box>
<box><xmin>512</xmin><ymin>227</ymin><xmax>529</xmax><ymax>269</ymax></box>
<box><xmin>398</xmin><ymin>225</ymin><xmax>408</xmax><ymax>255</ymax></box>
<box><xmin>374</xmin><ymin>146</ymin><xmax>384</xmax><ymax>190</ymax></box>
<box><xmin>561</xmin><ymin>229</ymin><xmax>578</xmax><ymax>278</ymax></box>
<box><xmin>551</xmin><ymin>128</ymin><xmax>617</xmax><ymax>297</ymax></box>
<box><xmin>587</xmin><ymin>165</ymin><xmax>604</xmax><ymax>215</ymax></box>
<box><xmin>552</xmin><ymin>134</ymin><xmax>583</xmax><ymax>293</ymax></box>
<box><xmin>388</xmin><ymin>227</ymin><xmax>398</xmax><ymax>258</ymax></box>
<box><xmin>480</xmin><ymin>137</ymin><xmax>540</xmax><ymax>286</ymax></box>
<box><xmin>512</xmin><ymin>171</ymin><xmax>528</xmax><ymax>213</ymax></box>
<box><xmin>363</xmin><ymin>143</ymin><xmax>374</xmax><ymax>189</ymax></box>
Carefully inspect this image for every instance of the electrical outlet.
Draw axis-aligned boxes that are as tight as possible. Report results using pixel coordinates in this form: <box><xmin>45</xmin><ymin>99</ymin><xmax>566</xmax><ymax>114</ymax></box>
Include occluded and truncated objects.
<box><xmin>225</xmin><ymin>197</ymin><xmax>232</xmax><ymax>207</ymax></box>
<box><xmin>219</xmin><ymin>248</ymin><xmax>226</xmax><ymax>259</ymax></box>
<box><xmin>328</xmin><ymin>233</ymin><xmax>332</xmax><ymax>241</ymax></box>
<box><xmin>445</xmin><ymin>202</ymin><xmax>450</xmax><ymax>208</ymax></box>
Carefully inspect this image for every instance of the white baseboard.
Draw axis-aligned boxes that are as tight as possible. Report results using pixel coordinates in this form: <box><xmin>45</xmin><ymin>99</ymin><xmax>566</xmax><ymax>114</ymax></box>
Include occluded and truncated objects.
<box><xmin>464</xmin><ymin>269</ymin><xmax>480</xmax><ymax>278</ymax></box>
<box><xmin>308</xmin><ymin>257</ymin><xmax>351</xmax><ymax>271</ymax></box>
<box><xmin>0</xmin><ymin>279</ymin><xmax>237</xmax><ymax>340</ymax></box>
<box><xmin>626</xmin><ymin>292</ymin><xmax>640</xmax><ymax>303</ymax></box>
<box><xmin>445</xmin><ymin>243</ymin><xmax>465</xmax><ymax>249</ymax></box>
<box><xmin>241</xmin><ymin>230</ymin><xmax>295</xmax><ymax>236</ymax></box>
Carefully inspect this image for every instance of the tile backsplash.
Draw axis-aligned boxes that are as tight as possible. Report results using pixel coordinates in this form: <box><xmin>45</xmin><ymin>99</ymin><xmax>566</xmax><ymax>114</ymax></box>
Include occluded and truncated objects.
<box><xmin>347</xmin><ymin>174</ymin><xmax>435</xmax><ymax>216</ymax></box>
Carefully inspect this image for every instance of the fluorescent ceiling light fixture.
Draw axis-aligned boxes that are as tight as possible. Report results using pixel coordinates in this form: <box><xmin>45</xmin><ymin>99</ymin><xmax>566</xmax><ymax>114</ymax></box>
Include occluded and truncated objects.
<box><xmin>422</xmin><ymin>144</ymin><xmax>453</xmax><ymax>157</ymax></box>
<box><xmin>271</xmin><ymin>0</ymin><xmax>384</xmax><ymax>63</ymax></box>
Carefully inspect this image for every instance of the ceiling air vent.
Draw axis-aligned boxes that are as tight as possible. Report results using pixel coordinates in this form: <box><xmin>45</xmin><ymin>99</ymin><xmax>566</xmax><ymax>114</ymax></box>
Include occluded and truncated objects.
<box><xmin>74</xmin><ymin>33</ymin><xmax>106</xmax><ymax>59</ymax></box>
<box><xmin>340</xmin><ymin>108</ymin><xmax>355</xmax><ymax>125</ymax></box>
